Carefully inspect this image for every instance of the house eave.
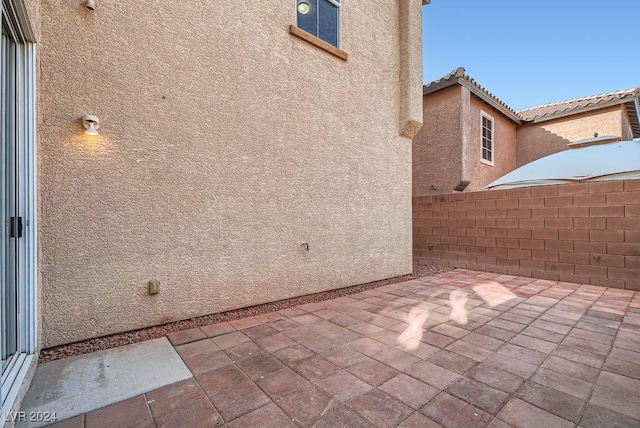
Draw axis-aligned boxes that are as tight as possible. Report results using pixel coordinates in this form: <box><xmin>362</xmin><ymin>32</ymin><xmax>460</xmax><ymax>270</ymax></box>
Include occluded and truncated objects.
<box><xmin>423</xmin><ymin>78</ymin><xmax>522</xmax><ymax>125</ymax></box>
<box><xmin>458</xmin><ymin>79</ymin><xmax>523</xmax><ymax>125</ymax></box>
<box><xmin>422</xmin><ymin>78</ymin><xmax>458</xmax><ymax>96</ymax></box>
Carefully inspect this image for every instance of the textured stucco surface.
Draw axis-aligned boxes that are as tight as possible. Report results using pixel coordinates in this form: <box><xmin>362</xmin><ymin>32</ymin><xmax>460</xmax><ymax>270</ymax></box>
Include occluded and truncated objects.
<box><xmin>462</xmin><ymin>95</ymin><xmax>517</xmax><ymax>192</ymax></box>
<box><xmin>412</xmin><ymin>85</ymin><xmax>463</xmax><ymax>196</ymax></box>
<box><xmin>399</xmin><ymin>0</ymin><xmax>424</xmax><ymax>138</ymax></box>
<box><xmin>516</xmin><ymin>107</ymin><xmax>624</xmax><ymax>167</ymax></box>
<box><xmin>412</xmin><ymin>86</ymin><xmax>517</xmax><ymax>195</ymax></box>
<box><xmin>38</xmin><ymin>0</ymin><xmax>417</xmax><ymax>347</ymax></box>
<box><xmin>413</xmin><ymin>86</ymin><xmax>463</xmax><ymax>196</ymax></box>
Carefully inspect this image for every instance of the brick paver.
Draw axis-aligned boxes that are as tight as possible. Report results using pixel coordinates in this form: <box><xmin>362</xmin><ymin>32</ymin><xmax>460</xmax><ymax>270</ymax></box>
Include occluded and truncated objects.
<box><xmin>49</xmin><ymin>269</ymin><xmax>640</xmax><ymax>427</ymax></box>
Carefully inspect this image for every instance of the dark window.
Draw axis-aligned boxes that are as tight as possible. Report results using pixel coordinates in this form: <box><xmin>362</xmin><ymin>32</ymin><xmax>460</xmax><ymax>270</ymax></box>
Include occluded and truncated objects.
<box><xmin>297</xmin><ymin>0</ymin><xmax>341</xmax><ymax>47</ymax></box>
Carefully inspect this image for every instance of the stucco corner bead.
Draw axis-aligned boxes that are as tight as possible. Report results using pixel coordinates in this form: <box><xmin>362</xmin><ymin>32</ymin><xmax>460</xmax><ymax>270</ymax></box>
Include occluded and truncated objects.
<box><xmin>400</xmin><ymin>119</ymin><xmax>423</xmax><ymax>139</ymax></box>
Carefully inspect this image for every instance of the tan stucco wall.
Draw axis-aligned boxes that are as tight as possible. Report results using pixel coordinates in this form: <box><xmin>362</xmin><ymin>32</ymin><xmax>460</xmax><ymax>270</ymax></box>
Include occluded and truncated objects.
<box><xmin>413</xmin><ymin>86</ymin><xmax>463</xmax><ymax>196</ymax></box>
<box><xmin>38</xmin><ymin>0</ymin><xmax>419</xmax><ymax>347</ymax></box>
<box><xmin>412</xmin><ymin>86</ymin><xmax>517</xmax><ymax>195</ymax></box>
<box><xmin>399</xmin><ymin>0</ymin><xmax>425</xmax><ymax>139</ymax></box>
<box><xmin>516</xmin><ymin>107</ymin><xmax>624</xmax><ymax>167</ymax></box>
<box><xmin>462</xmin><ymin>93</ymin><xmax>517</xmax><ymax>192</ymax></box>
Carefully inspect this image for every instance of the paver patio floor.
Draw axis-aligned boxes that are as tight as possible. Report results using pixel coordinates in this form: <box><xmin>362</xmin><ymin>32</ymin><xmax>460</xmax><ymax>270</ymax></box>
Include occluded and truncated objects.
<box><xmin>48</xmin><ymin>269</ymin><xmax>640</xmax><ymax>427</ymax></box>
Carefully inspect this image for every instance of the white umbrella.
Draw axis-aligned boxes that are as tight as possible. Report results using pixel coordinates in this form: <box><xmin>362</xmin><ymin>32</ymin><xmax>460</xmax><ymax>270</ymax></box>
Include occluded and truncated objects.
<box><xmin>485</xmin><ymin>139</ymin><xmax>640</xmax><ymax>190</ymax></box>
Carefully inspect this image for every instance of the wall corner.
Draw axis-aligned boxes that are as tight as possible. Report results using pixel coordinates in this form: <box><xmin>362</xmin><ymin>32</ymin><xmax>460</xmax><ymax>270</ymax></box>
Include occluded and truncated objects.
<box><xmin>460</xmin><ymin>86</ymin><xmax>472</xmax><ymax>179</ymax></box>
<box><xmin>398</xmin><ymin>0</ymin><xmax>424</xmax><ymax>139</ymax></box>
<box><xmin>400</xmin><ymin>119</ymin><xmax>423</xmax><ymax>139</ymax></box>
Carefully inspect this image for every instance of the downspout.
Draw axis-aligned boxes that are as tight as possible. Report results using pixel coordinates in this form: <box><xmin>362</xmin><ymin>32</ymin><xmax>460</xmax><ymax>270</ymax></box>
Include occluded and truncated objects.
<box><xmin>399</xmin><ymin>0</ymin><xmax>426</xmax><ymax>138</ymax></box>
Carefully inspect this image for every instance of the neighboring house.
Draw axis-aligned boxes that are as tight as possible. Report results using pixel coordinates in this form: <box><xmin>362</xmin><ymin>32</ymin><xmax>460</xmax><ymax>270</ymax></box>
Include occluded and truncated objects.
<box><xmin>517</xmin><ymin>89</ymin><xmax>640</xmax><ymax>166</ymax></box>
<box><xmin>1</xmin><ymin>0</ymin><xmax>429</xmax><ymax>417</ymax></box>
<box><xmin>413</xmin><ymin>67</ymin><xmax>520</xmax><ymax>194</ymax></box>
<box><xmin>413</xmin><ymin>67</ymin><xmax>640</xmax><ymax>195</ymax></box>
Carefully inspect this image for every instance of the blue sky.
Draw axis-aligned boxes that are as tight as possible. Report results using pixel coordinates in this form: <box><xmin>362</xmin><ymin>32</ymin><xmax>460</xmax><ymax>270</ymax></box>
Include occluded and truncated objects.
<box><xmin>422</xmin><ymin>0</ymin><xmax>639</xmax><ymax>111</ymax></box>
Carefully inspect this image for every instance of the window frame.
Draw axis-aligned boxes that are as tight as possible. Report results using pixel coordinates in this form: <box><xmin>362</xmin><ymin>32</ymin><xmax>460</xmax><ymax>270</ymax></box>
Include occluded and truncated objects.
<box><xmin>295</xmin><ymin>0</ymin><xmax>342</xmax><ymax>49</ymax></box>
<box><xmin>325</xmin><ymin>0</ymin><xmax>342</xmax><ymax>49</ymax></box>
<box><xmin>480</xmin><ymin>111</ymin><xmax>494</xmax><ymax>166</ymax></box>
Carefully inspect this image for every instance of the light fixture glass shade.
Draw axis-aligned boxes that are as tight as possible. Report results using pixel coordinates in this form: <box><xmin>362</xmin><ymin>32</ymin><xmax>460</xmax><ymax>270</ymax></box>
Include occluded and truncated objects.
<box><xmin>297</xmin><ymin>1</ymin><xmax>310</xmax><ymax>14</ymax></box>
<box><xmin>82</xmin><ymin>114</ymin><xmax>100</xmax><ymax>135</ymax></box>
<box><xmin>84</xmin><ymin>122</ymin><xmax>99</xmax><ymax>135</ymax></box>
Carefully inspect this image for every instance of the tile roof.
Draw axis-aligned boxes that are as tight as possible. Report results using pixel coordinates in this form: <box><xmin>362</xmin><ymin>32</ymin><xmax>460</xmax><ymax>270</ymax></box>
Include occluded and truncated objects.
<box><xmin>517</xmin><ymin>89</ymin><xmax>640</xmax><ymax>121</ymax></box>
<box><xmin>423</xmin><ymin>67</ymin><xmax>522</xmax><ymax>124</ymax></box>
<box><xmin>424</xmin><ymin>69</ymin><xmax>640</xmax><ymax>137</ymax></box>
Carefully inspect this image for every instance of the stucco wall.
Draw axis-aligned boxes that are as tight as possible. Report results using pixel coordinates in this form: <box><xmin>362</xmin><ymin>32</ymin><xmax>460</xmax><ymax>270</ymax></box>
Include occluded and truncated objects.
<box><xmin>413</xmin><ymin>85</ymin><xmax>463</xmax><ymax>196</ymax></box>
<box><xmin>462</xmin><ymin>94</ymin><xmax>517</xmax><ymax>192</ymax></box>
<box><xmin>516</xmin><ymin>107</ymin><xmax>624</xmax><ymax>167</ymax></box>
<box><xmin>38</xmin><ymin>0</ymin><xmax>419</xmax><ymax>347</ymax></box>
<box><xmin>413</xmin><ymin>87</ymin><xmax>517</xmax><ymax>195</ymax></box>
<box><xmin>399</xmin><ymin>0</ymin><xmax>426</xmax><ymax>139</ymax></box>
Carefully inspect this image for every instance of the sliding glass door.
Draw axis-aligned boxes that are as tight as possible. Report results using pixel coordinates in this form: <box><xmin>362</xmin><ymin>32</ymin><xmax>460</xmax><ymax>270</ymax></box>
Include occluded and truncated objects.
<box><xmin>0</xmin><ymin>0</ymin><xmax>36</xmax><ymax>417</ymax></box>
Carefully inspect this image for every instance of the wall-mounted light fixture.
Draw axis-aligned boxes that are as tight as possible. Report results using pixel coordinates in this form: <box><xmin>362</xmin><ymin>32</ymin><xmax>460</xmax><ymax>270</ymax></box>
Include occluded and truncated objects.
<box><xmin>297</xmin><ymin>0</ymin><xmax>310</xmax><ymax>14</ymax></box>
<box><xmin>82</xmin><ymin>115</ymin><xmax>100</xmax><ymax>135</ymax></box>
<box><xmin>86</xmin><ymin>0</ymin><xmax>96</xmax><ymax>10</ymax></box>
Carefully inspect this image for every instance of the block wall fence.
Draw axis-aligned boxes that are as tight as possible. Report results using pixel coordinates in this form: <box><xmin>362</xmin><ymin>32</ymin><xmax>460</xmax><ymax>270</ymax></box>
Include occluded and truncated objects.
<box><xmin>413</xmin><ymin>179</ymin><xmax>640</xmax><ymax>290</ymax></box>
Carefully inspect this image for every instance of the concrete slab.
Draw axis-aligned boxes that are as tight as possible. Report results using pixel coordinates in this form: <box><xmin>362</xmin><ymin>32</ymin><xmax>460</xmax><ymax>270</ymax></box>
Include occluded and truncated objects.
<box><xmin>18</xmin><ymin>337</ymin><xmax>191</xmax><ymax>427</ymax></box>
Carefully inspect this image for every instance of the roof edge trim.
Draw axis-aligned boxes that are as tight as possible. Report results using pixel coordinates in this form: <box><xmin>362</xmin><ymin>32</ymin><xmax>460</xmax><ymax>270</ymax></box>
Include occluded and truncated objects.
<box><xmin>423</xmin><ymin>68</ymin><xmax>522</xmax><ymax>124</ymax></box>
<box><xmin>458</xmin><ymin>80</ymin><xmax>523</xmax><ymax>124</ymax></box>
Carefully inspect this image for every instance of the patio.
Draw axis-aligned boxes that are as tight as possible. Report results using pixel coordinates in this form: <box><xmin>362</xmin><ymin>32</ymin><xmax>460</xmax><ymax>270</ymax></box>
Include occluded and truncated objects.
<box><xmin>27</xmin><ymin>269</ymin><xmax>640</xmax><ymax>427</ymax></box>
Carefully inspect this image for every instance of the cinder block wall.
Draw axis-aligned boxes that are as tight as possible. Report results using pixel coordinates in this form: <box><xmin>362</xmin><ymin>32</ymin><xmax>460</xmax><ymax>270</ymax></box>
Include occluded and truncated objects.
<box><xmin>413</xmin><ymin>180</ymin><xmax>640</xmax><ymax>290</ymax></box>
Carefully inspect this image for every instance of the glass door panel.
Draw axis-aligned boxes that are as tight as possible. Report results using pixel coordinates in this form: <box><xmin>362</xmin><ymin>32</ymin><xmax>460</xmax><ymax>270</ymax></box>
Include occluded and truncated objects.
<box><xmin>0</xmin><ymin>1</ymin><xmax>35</xmax><ymax>414</ymax></box>
<box><xmin>1</xmin><ymin>19</ymin><xmax>19</xmax><ymax>376</ymax></box>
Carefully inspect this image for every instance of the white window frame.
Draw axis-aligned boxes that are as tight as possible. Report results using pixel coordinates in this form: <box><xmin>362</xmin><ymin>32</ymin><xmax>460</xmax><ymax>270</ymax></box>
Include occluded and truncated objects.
<box><xmin>480</xmin><ymin>111</ymin><xmax>494</xmax><ymax>166</ymax></box>
<box><xmin>296</xmin><ymin>0</ymin><xmax>342</xmax><ymax>48</ymax></box>
<box><xmin>0</xmin><ymin>0</ymin><xmax>37</xmax><ymax>419</ymax></box>
<box><xmin>327</xmin><ymin>0</ymin><xmax>342</xmax><ymax>49</ymax></box>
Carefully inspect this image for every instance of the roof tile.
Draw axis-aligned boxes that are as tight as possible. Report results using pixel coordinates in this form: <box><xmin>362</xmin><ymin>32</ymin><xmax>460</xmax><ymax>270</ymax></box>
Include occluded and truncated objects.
<box><xmin>424</xmin><ymin>69</ymin><xmax>640</xmax><ymax>137</ymax></box>
<box><xmin>517</xmin><ymin>89</ymin><xmax>639</xmax><ymax>121</ymax></box>
<box><xmin>423</xmin><ymin>67</ymin><xmax>521</xmax><ymax>122</ymax></box>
